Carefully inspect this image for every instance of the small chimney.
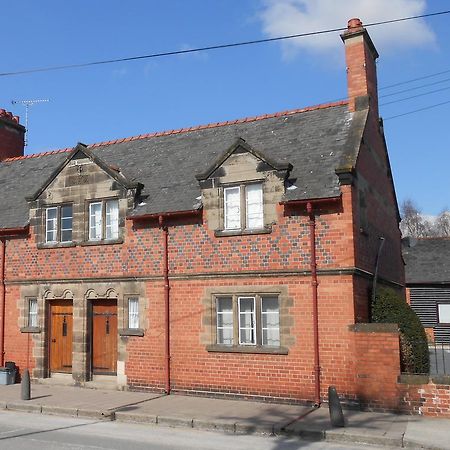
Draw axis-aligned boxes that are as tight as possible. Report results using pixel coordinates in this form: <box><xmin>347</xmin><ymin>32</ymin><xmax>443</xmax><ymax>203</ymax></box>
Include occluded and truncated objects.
<box><xmin>341</xmin><ymin>18</ymin><xmax>379</xmax><ymax>116</ymax></box>
<box><xmin>0</xmin><ymin>109</ymin><xmax>25</xmax><ymax>160</ymax></box>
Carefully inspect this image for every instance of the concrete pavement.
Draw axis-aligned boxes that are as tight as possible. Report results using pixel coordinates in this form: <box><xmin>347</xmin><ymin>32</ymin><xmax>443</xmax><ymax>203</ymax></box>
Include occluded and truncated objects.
<box><xmin>0</xmin><ymin>383</ymin><xmax>447</xmax><ymax>449</ymax></box>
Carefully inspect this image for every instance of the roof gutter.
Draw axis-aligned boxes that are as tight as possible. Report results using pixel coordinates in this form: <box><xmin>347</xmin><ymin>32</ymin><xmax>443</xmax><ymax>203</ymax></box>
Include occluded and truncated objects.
<box><xmin>0</xmin><ymin>225</ymin><xmax>29</xmax><ymax>237</ymax></box>
<box><xmin>280</xmin><ymin>196</ymin><xmax>341</xmax><ymax>207</ymax></box>
<box><xmin>129</xmin><ymin>209</ymin><xmax>201</xmax><ymax>222</ymax></box>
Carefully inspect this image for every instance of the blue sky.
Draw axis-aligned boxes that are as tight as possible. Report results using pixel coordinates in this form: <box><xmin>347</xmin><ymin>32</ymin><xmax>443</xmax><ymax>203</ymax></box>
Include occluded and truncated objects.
<box><xmin>1</xmin><ymin>0</ymin><xmax>449</xmax><ymax>215</ymax></box>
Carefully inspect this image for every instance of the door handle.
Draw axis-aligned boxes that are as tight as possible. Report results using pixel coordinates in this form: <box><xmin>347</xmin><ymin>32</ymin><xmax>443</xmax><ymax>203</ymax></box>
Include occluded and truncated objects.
<box><xmin>52</xmin><ymin>339</ymin><xmax>56</xmax><ymax>343</ymax></box>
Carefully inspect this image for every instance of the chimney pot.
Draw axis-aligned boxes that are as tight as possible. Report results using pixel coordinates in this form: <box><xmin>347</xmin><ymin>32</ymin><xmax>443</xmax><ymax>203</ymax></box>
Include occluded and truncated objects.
<box><xmin>348</xmin><ymin>18</ymin><xmax>363</xmax><ymax>30</ymax></box>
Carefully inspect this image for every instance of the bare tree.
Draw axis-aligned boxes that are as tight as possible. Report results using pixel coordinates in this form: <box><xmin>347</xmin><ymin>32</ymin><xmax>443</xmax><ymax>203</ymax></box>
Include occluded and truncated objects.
<box><xmin>434</xmin><ymin>209</ymin><xmax>450</xmax><ymax>237</ymax></box>
<box><xmin>400</xmin><ymin>199</ymin><xmax>433</xmax><ymax>238</ymax></box>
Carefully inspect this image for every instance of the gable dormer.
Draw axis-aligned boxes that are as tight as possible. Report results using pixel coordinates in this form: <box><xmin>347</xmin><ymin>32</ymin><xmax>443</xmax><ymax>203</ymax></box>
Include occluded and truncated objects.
<box><xmin>28</xmin><ymin>143</ymin><xmax>142</xmax><ymax>247</ymax></box>
<box><xmin>196</xmin><ymin>138</ymin><xmax>291</xmax><ymax>235</ymax></box>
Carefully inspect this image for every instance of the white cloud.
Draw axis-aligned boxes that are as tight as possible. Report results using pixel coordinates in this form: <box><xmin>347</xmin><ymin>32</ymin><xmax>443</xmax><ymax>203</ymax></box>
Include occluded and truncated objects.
<box><xmin>259</xmin><ymin>0</ymin><xmax>436</xmax><ymax>59</ymax></box>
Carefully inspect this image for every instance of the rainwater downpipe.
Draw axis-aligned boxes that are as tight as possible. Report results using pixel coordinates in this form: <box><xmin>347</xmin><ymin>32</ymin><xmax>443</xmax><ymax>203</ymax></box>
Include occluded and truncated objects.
<box><xmin>159</xmin><ymin>215</ymin><xmax>171</xmax><ymax>394</ymax></box>
<box><xmin>0</xmin><ymin>239</ymin><xmax>5</xmax><ymax>367</ymax></box>
<box><xmin>307</xmin><ymin>202</ymin><xmax>321</xmax><ymax>406</ymax></box>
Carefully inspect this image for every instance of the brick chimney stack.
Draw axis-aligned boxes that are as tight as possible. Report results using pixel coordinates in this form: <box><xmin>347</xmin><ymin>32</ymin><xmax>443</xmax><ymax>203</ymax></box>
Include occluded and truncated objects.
<box><xmin>341</xmin><ymin>18</ymin><xmax>379</xmax><ymax>116</ymax></box>
<box><xmin>0</xmin><ymin>109</ymin><xmax>25</xmax><ymax>160</ymax></box>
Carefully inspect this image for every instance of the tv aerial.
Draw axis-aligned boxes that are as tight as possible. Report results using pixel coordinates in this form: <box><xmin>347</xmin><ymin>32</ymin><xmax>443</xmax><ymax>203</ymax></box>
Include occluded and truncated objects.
<box><xmin>11</xmin><ymin>98</ymin><xmax>49</xmax><ymax>147</ymax></box>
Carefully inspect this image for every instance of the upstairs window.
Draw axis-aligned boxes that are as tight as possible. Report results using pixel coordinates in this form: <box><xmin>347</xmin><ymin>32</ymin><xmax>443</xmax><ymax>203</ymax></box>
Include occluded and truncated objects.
<box><xmin>438</xmin><ymin>304</ymin><xmax>450</xmax><ymax>324</ymax></box>
<box><xmin>45</xmin><ymin>205</ymin><xmax>73</xmax><ymax>243</ymax></box>
<box><xmin>89</xmin><ymin>199</ymin><xmax>119</xmax><ymax>241</ymax></box>
<box><xmin>223</xmin><ymin>183</ymin><xmax>263</xmax><ymax>231</ymax></box>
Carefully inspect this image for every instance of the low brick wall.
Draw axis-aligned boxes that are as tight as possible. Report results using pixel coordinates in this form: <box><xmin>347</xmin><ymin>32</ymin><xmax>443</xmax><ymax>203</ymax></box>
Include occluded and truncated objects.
<box><xmin>350</xmin><ymin>323</ymin><xmax>450</xmax><ymax>416</ymax></box>
<box><xmin>399</xmin><ymin>375</ymin><xmax>450</xmax><ymax>417</ymax></box>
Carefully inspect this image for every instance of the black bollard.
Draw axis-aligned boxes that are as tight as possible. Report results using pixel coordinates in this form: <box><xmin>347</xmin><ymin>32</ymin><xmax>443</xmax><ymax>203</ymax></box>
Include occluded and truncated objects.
<box><xmin>328</xmin><ymin>386</ymin><xmax>345</xmax><ymax>427</ymax></box>
<box><xmin>21</xmin><ymin>369</ymin><xmax>31</xmax><ymax>400</ymax></box>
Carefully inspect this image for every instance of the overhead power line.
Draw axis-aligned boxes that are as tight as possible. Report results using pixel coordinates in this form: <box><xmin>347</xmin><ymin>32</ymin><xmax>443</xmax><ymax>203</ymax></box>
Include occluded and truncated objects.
<box><xmin>380</xmin><ymin>76</ymin><xmax>450</xmax><ymax>98</ymax></box>
<box><xmin>380</xmin><ymin>85</ymin><xmax>450</xmax><ymax>106</ymax></box>
<box><xmin>380</xmin><ymin>69</ymin><xmax>450</xmax><ymax>91</ymax></box>
<box><xmin>0</xmin><ymin>10</ymin><xmax>449</xmax><ymax>77</ymax></box>
<box><xmin>384</xmin><ymin>99</ymin><xmax>450</xmax><ymax>120</ymax></box>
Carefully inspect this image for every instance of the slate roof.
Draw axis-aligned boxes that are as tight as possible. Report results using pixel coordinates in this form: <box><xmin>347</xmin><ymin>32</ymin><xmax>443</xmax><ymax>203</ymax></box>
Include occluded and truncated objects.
<box><xmin>403</xmin><ymin>238</ymin><xmax>450</xmax><ymax>284</ymax></box>
<box><xmin>0</xmin><ymin>101</ymin><xmax>368</xmax><ymax>229</ymax></box>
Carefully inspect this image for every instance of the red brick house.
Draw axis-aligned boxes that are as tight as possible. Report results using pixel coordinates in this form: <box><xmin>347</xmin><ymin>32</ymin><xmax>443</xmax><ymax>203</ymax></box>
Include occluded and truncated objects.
<box><xmin>0</xmin><ymin>19</ymin><xmax>405</xmax><ymax>407</ymax></box>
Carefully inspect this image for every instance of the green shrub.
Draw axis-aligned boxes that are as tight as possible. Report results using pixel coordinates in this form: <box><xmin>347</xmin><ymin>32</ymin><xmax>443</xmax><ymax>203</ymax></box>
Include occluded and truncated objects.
<box><xmin>371</xmin><ymin>287</ymin><xmax>429</xmax><ymax>374</ymax></box>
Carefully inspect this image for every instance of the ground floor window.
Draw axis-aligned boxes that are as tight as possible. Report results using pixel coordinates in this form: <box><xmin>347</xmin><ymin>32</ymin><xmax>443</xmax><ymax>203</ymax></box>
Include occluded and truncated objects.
<box><xmin>216</xmin><ymin>294</ymin><xmax>280</xmax><ymax>347</ymax></box>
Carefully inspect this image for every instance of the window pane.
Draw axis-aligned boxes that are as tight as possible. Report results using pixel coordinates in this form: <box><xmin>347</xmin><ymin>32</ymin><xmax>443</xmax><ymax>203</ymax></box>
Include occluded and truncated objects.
<box><xmin>106</xmin><ymin>200</ymin><xmax>119</xmax><ymax>240</ymax></box>
<box><xmin>89</xmin><ymin>202</ymin><xmax>102</xmax><ymax>240</ymax></box>
<box><xmin>246</xmin><ymin>184</ymin><xmax>263</xmax><ymax>229</ymax></box>
<box><xmin>28</xmin><ymin>298</ymin><xmax>38</xmax><ymax>327</ymax></box>
<box><xmin>46</xmin><ymin>207</ymin><xmax>57</xmax><ymax>243</ymax></box>
<box><xmin>262</xmin><ymin>296</ymin><xmax>280</xmax><ymax>346</ymax></box>
<box><xmin>238</xmin><ymin>297</ymin><xmax>255</xmax><ymax>345</ymax></box>
<box><xmin>438</xmin><ymin>304</ymin><xmax>450</xmax><ymax>323</ymax></box>
<box><xmin>224</xmin><ymin>187</ymin><xmax>241</xmax><ymax>230</ymax></box>
<box><xmin>60</xmin><ymin>205</ymin><xmax>73</xmax><ymax>242</ymax></box>
<box><xmin>217</xmin><ymin>297</ymin><xmax>233</xmax><ymax>345</ymax></box>
<box><xmin>128</xmin><ymin>297</ymin><xmax>139</xmax><ymax>329</ymax></box>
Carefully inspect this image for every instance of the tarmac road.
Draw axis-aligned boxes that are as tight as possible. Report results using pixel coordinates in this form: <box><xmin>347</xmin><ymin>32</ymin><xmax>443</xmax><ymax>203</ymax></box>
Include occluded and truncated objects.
<box><xmin>0</xmin><ymin>410</ymin><xmax>390</xmax><ymax>450</ymax></box>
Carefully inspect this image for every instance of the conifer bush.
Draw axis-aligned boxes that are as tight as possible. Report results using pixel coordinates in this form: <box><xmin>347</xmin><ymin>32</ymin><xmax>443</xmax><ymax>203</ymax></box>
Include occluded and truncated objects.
<box><xmin>371</xmin><ymin>287</ymin><xmax>429</xmax><ymax>374</ymax></box>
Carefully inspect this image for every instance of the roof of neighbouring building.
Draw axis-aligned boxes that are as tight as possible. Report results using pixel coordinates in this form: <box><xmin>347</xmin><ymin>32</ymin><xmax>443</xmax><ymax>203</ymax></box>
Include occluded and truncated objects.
<box><xmin>0</xmin><ymin>101</ymin><xmax>368</xmax><ymax>229</ymax></box>
<box><xmin>403</xmin><ymin>237</ymin><xmax>450</xmax><ymax>284</ymax></box>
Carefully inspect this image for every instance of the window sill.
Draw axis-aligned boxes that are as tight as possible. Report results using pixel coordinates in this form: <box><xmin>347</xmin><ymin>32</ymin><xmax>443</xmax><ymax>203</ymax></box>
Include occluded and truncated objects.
<box><xmin>37</xmin><ymin>242</ymin><xmax>76</xmax><ymax>249</ymax></box>
<box><xmin>80</xmin><ymin>239</ymin><xmax>123</xmax><ymax>247</ymax></box>
<box><xmin>214</xmin><ymin>226</ymin><xmax>272</xmax><ymax>237</ymax></box>
<box><xmin>20</xmin><ymin>326</ymin><xmax>41</xmax><ymax>334</ymax></box>
<box><xmin>206</xmin><ymin>344</ymin><xmax>288</xmax><ymax>355</ymax></box>
<box><xmin>119</xmin><ymin>328</ymin><xmax>144</xmax><ymax>337</ymax></box>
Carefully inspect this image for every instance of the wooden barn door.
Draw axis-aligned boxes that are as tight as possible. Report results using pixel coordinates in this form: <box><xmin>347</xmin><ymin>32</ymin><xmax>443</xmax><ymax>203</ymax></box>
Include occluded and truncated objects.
<box><xmin>92</xmin><ymin>300</ymin><xmax>118</xmax><ymax>375</ymax></box>
<box><xmin>49</xmin><ymin>300</ymin><xmax>73</xmax><ymax>373</ymax></box>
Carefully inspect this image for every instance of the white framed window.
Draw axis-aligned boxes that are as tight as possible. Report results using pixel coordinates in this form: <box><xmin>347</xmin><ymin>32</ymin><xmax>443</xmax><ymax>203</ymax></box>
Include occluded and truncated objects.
<box><xmin>246</xmin><ymin>184</ymin><xmax>263</xmax><ymax>229</ymax></box>
<box><xmin>216</xmin><ymin>297</ymin><xmax>233</xmax><ymax>345</ymax></box>
<box><xmin>89</xmin><ymin>202</ymin><xmax>102</xmax><ymax>240</ymax></box>
<box><xmin>238</xmin><ymin>296</ymin><xmax>256</xmax><ymax>345</ymax></box>
<box><xmin>215</xmin><ymin>294</ymin><xmax>280</xmax><ymax>347</ymax></box>
<box><xmin>224</xmin><ymin>186</ymin><xmax>241</xmax><ymax>230</ymax></box>
<box><xmin>46</xmin><ymin>207</ymin><xmax>58</xmax><ymax>243</ymax></box>
<box><xmin>128</xmin><ymin>297</ymin><xmax>139</xmax><ymax>329</ymax></box>
<box><xmin>438</xmin><ymin>304</ymin><xmax>450</xmax><ymax>324</ymax></box>
<box><xmin>60</xmin><ymin>205</ymin><xmax>73</xmax><ymax>243</ymax></box>
<box><xmin>45</xmin><ymin>205</ymin><xmax>73</xmax><ymax>243</ymax></box>
<box><xmin>28</xmin><ymin>298</ymin><xmax>38</xmax><ymax>328</ymax></box>
<box><xmin>223</xmin><ymin>183</ymin><xmax>263</xmax><ymax>231</ymax></box>
<box><xmin>89</xmin><ymin>199</ymin><xmax>119</xmax><ymax>241</ymax></box>
<box><xmin>262</xmin><ymin>296</ymin><xmax>280</xmax><ymax>346</ymax></box>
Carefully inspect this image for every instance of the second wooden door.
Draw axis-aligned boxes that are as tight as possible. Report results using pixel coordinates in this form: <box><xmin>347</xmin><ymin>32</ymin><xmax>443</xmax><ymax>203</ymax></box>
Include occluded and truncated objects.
<box><xmin>92</xmin><ymin>300</ymin><xmax>118</xmax><ymax>375</ymax></box>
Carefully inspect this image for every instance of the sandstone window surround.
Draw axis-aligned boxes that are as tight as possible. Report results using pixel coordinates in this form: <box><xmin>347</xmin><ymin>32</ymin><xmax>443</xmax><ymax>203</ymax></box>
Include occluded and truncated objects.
<box><xmin>208</xmin><ymin>293</ymin><xmax>288</xmax><ymax>354</ymax></box>
<box><xmin>45</xmin><ymin>204</ymin><xmax>73</xmax><ymax>243</ymax></box>
<box><xmin>88</xmin><ymin>199</ymin><xmax>119</xmax><ymax>241</ymax></box>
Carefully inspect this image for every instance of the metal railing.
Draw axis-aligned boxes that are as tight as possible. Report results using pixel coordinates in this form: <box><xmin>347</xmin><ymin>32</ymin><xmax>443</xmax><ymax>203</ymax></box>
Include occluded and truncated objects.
<box><xmin>429</xmin><ymin>343</ymin><xmax>450</xmax><ymax>375</ymax></box>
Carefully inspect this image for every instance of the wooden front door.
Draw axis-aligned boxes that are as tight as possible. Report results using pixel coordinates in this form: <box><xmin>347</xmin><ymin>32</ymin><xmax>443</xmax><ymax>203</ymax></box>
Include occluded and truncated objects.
<box><xmin>92</xmin><ymin>300</ymin><xmax>118</xmax><ymax>375</ymax></box>
<box><xmin>49</xmin><ymin>300</ymin><xmax>73</xmax><ymax>373</ymax></box>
